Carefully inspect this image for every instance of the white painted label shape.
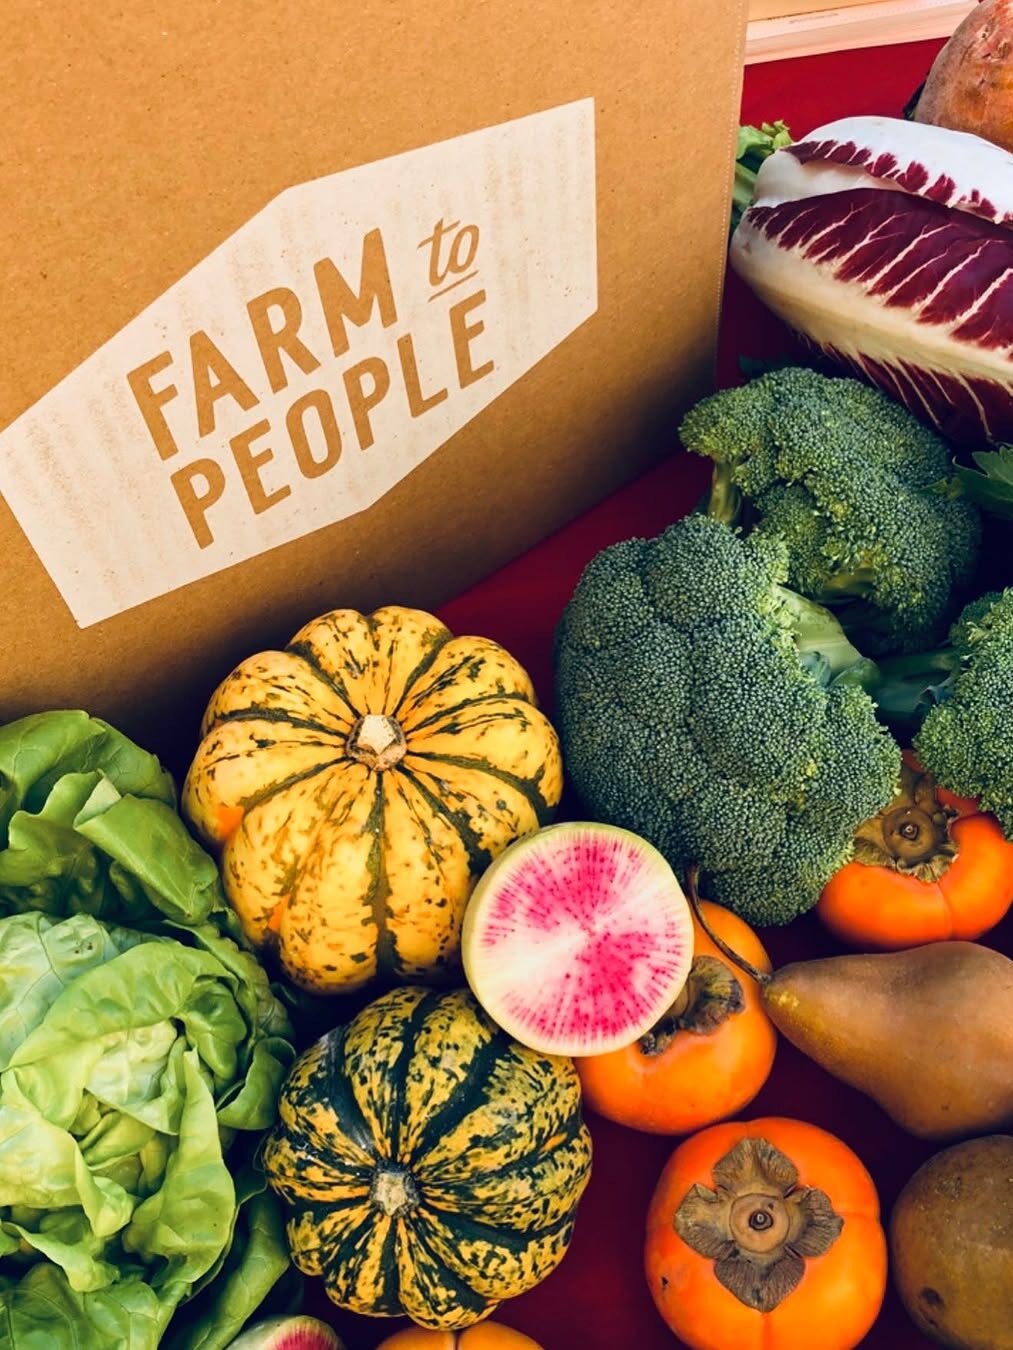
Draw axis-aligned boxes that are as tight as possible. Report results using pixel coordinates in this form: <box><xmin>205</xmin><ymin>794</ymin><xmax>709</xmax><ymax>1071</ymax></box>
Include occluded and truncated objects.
<box><xmin>0</xmin><ymin>99</ymin><xmax>598</xmax><ymax>627</ymax></box>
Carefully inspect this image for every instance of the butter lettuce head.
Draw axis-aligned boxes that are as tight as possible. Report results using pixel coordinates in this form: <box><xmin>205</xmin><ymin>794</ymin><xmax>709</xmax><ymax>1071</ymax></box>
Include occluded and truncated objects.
<box><xmin>0</xmin><ymin>712</ymin><xmax>296</xmax><ymax>1350</ymax></box>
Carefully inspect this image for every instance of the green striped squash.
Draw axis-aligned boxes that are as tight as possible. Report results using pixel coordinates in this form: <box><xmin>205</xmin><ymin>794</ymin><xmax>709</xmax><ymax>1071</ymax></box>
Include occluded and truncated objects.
<box><xmin>263</xmin><ymin>986</ymin><xmax>593</xmax><ymax>1329</ymax></box>
<box><xmin>182</xmin><ymin>606</ymin><xmax>562</xmax><ymax>994</ymax></box>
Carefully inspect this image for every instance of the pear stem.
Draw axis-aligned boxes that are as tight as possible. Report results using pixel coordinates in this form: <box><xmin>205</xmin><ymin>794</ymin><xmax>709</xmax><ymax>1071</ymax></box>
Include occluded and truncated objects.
<box><xmin>685</xmin><ymin>865</ymin><xmax>770</xmax><ymax>986</ymax></box>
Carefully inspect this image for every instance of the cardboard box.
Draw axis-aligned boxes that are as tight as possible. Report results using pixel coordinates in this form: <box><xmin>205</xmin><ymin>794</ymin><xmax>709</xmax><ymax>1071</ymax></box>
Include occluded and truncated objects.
<box><xmin>0</xmin><ymin>1</ymin><xmax>747</xmax><ymax>749</ymax></box>
<box><xmin>748</xmin><ymin>0</ymin><xmax>881</xmax><ymax>20</ymax></box>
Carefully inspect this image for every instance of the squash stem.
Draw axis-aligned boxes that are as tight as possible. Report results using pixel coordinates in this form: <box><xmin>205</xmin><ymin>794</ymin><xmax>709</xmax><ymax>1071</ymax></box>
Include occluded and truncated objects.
<box><xmin>370</xmin><ymin>1165</ymin><xmax>419</xmax><ymax>1217</ymax></box>
<box><xmin>347</xmin><ymin>714</ymin><xmax>407</xmax><ymax>772</ymax></box>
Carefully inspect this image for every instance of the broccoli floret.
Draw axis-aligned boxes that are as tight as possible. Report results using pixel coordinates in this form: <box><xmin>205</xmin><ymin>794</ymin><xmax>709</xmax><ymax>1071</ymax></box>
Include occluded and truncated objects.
<box><xmin>554</xmin><ymin>515</ymin><xmax>901</xmax><ymax>926</ymax></box>
<box><xmin>886</xmin><ymin>590</ymin><xmax>1013</xmax><ymax>838</ymax></box>
<box><xmin>681</xmin><ymin>367</ymin><xmax>982</xmax><ymax>654</ymax></box>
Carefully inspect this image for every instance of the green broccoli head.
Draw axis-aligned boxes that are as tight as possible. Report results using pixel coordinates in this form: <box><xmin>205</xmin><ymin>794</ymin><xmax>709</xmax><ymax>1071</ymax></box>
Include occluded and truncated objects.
<box><xmin>914</xmin><ymin>590</ymin><xmax>1013</xmax><ymax>837</ymax></box>
<box><xmin>680</xmin><ymin>367</ymin><xmax>982</xmax><ymax>654</ymax></box>
<box><xmin>554</xmin><ymin>514</ymin><xmax>901</xmax><ymax>926</ymax></box>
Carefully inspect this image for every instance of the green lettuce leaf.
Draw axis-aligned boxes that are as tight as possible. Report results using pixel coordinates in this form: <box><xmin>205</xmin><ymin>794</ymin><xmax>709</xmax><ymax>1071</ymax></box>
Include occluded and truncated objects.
<box><xmin>163</xmin><ymin>1190</ymin><xmax>294</xmax><ymax>1350</ymax></box>
<box><xmin>0</xmin><ymin>713</ymin><xmax>173</xmax><ymax>829</ymax></box>
<box><xmin>0</xmin><ymin>713</ymin><xmax>295</xmax><ymax>1348</ymax></box>
<box><xmin>0</xmin><ymin>1263</ymin><xmax>174</xmax><ymax>1349</ymax></box>
<box><xmin>0</xmin><ymin>913</ymin><xmax>144</xmax><ymax>1068</ymax></box>
<box><xmin>4</xmin><ymin>1211</ymin><xmax>121</xmax><ymax>1294</ymax></box>
<box><xmin>0</xmin><ymin>713</ymin><xmax>219</xmax><ymax>924</ymax></box>
<box><xmin>122</xmin><ymin>1050</ymin><xmax>235</xmax><ymax>1287</ymax></box>
<box><xmin>732</xmin><ymin>120</ymin><xmax>792</xmax><ymax>232</ymax></box>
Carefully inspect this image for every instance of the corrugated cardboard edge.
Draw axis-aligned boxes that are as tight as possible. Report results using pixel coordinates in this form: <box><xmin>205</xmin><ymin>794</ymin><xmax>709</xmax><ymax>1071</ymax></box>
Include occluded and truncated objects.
<box><xmin>699</xmin><ymin>0</ymin><xmax>748</xmax><ymax>394</ymax></box>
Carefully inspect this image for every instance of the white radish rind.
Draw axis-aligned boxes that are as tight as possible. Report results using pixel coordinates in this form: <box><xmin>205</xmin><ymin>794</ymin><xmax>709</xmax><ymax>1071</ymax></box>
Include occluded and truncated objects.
<box><xmin>731</xmin><ymin>115</ymin><xmax>1013</xmax><ymax>446</ymax></box>
<box><xmin>461</xmin><ymin>822</ymin><xmax>693</xmax><ymax>1058</ymax></box>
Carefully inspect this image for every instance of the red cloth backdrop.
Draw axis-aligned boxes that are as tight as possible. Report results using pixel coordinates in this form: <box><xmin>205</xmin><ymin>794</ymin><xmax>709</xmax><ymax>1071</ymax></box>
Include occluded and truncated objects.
<box><xmin>310</xmin><ymin>38</ymin><xmax>1007</xmax><ymax>1350</ymax></box>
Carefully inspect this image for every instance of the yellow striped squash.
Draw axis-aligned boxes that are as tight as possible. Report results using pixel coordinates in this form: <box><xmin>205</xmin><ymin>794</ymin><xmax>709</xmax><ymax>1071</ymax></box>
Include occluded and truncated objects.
<box><xmin>263</xmin><ymin>986</ymin><xmax>592</xmax><ymax>1329</ymax></box>
<box><xmin>182</xmin><ymin>606</ymin><xmax>562</xmax><ymax>994</ymax></box>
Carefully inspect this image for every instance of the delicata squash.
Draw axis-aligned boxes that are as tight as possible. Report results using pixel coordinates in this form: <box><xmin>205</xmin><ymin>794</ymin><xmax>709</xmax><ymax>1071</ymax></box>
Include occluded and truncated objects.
<box><xmin>263</xmin><ymin>987</ymin><xmax>591</xmax><ymax>1329</ymax></box>
<box><xmin>183</xmin><ymin>606</ymin><xmax>562</xmax><ymax>993</ymax></box>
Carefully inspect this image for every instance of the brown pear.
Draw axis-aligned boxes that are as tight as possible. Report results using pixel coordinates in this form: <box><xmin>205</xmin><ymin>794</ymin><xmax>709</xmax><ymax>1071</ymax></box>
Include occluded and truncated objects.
<box><xmin>761</xmin><ymin>942</ymin><xmax>1013</xmax><ymax>1139</ymax></box>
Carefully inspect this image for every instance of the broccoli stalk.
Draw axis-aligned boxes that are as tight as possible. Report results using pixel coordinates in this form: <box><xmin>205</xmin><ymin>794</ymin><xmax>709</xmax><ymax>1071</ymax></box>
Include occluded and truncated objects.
<box><xmin>554</xmin><ymin>515</ymin><xmax>901</xmax><ymax>928</ymax></box>
<box><xmin>861</xmin><ymin>648</ymin><xmax>963</xmax><ymax>732</ymax></box>
<box><xmin>776</xmin><ymin>586</ymin><xmax>880</xmax><ymax>691</ymax></box>
<box><xmin>697</xmin><ymin>460</ymin><xmax>744</xmax><ymax>529</ymax></box>
<box><xmin>680</xmin><ymin>367</ymin><xmax>982</xmax><ymax>654</ymax></box>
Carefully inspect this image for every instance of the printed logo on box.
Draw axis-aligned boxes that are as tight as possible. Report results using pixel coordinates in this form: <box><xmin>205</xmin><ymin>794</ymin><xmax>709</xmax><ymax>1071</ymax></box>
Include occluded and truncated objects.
<box><xmin>0</xmin><ymin>100</ymin><xmax>597</xmax><ymax>627</ymax></box>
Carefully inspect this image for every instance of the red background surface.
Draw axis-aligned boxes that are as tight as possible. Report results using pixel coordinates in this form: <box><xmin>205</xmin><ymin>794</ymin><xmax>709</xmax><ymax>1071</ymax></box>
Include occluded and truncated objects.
<box><xmin>310</xmin><ymin>38</ymin><xmax>1013</xmax><ymax>1349</ymax></box>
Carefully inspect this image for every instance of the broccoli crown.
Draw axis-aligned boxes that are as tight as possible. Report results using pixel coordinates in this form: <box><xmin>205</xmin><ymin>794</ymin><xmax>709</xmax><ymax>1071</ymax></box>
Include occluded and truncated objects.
<box><xmin>680</xmin><ymin>367</ymin><xmax>982</xmax><ymax>653</ymax></box>
<box><xmin>914</xmin><ymin>589</ymin><xmax>1013</xmax><ymax>837</ymax></box>
<box><xmin>554</xmin><ymin>515</ymin><xmax>901</xmax><ymax>926</ymax></box>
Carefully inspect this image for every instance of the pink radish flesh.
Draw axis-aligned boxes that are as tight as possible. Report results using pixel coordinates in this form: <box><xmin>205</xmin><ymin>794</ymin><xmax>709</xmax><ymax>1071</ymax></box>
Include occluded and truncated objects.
<box><xmin>462</xmin><ymin>824</ymin><xmax>693</xmax><ymax>1056</ymax></box>
<box><xmin>225</xmin><ymin>1314</ymin><xmax>343</xmax><ymax>1348</ymax></box>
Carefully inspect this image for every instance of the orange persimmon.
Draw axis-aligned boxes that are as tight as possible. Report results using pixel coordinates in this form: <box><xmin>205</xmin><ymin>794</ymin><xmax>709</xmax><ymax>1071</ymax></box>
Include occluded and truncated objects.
<box><xmin>376</xmin><ymin>1325</ymin><xmax>543</xmax><ymax>1349</ymax></box>
<box><xmin>575</xmin><ymin>900</ymin><xmax>776</xmax><ymax>1134</ymax></box>
<box><xmin>819</xmin><ymin>751</ymin><xmax>1013</xmax><ymax>949</ymax></box>
<box><xmin>645</xmin><ymin>1117</ymin><xmax>887</xmax><ymax>1350</ymax></box>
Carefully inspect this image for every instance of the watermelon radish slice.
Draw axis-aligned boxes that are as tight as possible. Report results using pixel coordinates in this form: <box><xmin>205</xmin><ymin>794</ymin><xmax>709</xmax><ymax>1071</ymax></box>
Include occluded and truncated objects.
<box><xmin>462</xmin><ymin>822</ymin><xmax>694</xmax><ymax>1056</ymax></box>
<box><xmin>226</xmin><ymin>1315</ymin><xmax>343</xmax><ymax>1348</ymax></box>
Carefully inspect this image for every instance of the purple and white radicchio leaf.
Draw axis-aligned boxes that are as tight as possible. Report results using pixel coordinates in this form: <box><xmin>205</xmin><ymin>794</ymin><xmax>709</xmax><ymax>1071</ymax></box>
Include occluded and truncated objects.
<box><xmin>730</xmin><ymin>115</ymin><xmax>1013</xmax><ymax>446</ymax></box>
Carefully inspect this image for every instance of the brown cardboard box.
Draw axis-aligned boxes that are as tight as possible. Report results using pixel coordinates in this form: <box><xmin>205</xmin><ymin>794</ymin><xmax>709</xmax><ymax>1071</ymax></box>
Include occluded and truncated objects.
<box><xmin>748</xmin><ymin>0</ymin><xmax>882</xmax><ymax>20</ymax></box>
<box><xmin>0</xmin><ymin>1</ymin><xmax>746</xmax><ymax>747</ymax></box>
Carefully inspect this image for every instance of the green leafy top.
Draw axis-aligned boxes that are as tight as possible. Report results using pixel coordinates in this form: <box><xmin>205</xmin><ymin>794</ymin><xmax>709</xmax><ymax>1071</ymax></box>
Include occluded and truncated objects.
<box><xmin>732</xmin><ymin>121</ymin><xmax>792</xmax><ymax>232</ymax></box>
<box><xmin>952</xmin><ymin>446</ymin><xmax>1013</xmax><ymax>521</ymax></box>
<box><xmin>0</xmin><ymin>712</ymin><xmax>295</xmax><ymax>1350</ymax></box>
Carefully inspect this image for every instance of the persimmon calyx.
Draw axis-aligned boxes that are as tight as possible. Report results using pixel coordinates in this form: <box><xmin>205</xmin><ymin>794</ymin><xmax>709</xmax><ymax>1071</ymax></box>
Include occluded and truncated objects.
<box><xmin>852</xmin><ymin>758</ymin><xmax>957</xmax><ymax>881</ymax></box>
<box><xmin>347</xmin><ymin>714</ymin><xmax>407</xmax><ymax>771</ymax></box>
<box><xmin>674</xmin><ymin>1137</ymin><xmax>843</xmax><ymax>1313</ymax></box>
<box><xmin>638</xmin><ymin>955</ymin><xmax>745</xmax><ymax>1055</ymax></box>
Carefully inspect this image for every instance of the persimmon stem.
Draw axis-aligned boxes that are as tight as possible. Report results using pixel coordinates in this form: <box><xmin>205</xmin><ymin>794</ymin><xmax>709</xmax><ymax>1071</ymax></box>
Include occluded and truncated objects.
<box><xmin>685</xmin><ymin>864</ymin><xmax>770</xmax><ymax>986</ymax></box>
